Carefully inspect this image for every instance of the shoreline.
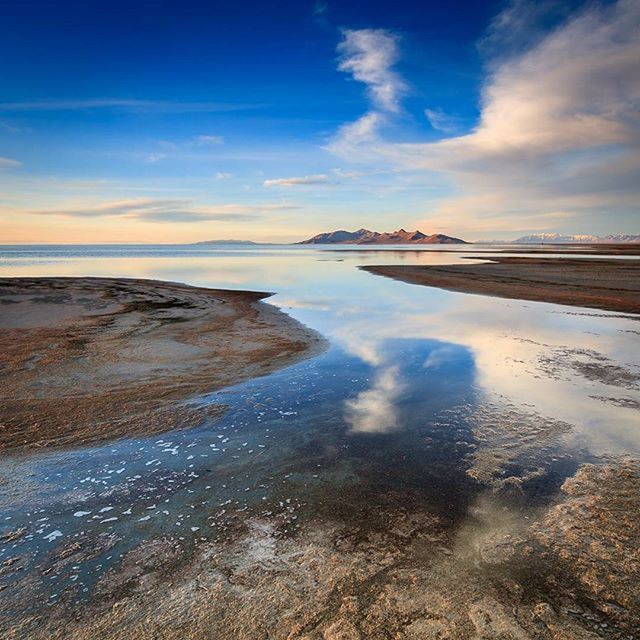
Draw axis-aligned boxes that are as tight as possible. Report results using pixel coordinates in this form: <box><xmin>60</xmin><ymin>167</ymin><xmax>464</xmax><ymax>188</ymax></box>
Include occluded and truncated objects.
<box><xmin>1</xmin><ymin>275</ymin><xmax>639</xmax><ymax>638</ymax></box>
<box><xmin>0</xmin><ymin>277</ymin><xmax>326</xmax><ymax>452</ymax></box>
<box><xmin>362</xmin><ymin>256</ymin><xmax>640</xmax><ymax>315</ymax></box>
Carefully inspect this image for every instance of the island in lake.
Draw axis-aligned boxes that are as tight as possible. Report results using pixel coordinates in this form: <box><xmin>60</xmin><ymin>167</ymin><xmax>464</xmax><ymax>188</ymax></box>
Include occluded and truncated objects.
<box><xmin>296</xmin><ymin>228</ymin><xmax>467</xmax><ymax>245</ymax></box>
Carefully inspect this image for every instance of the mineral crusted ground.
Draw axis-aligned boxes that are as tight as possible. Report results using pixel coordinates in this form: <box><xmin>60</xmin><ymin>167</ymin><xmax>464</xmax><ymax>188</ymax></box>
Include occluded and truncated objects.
<box><xmin>3</xmin><ymin>461</ymin><xmax>638</xmax><ymax>640</ymax></box>
<box><xmin>0</xmin><ymin>277</ymin><xmax>324</xmax><ymax>451</ymax></box>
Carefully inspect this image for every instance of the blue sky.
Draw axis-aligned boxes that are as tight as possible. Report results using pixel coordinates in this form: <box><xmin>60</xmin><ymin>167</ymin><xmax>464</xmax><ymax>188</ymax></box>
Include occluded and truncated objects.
<box><xmin>0</xmin><ymin>0</ymin><xmax>637</xmax><ymax>242</ymax></box>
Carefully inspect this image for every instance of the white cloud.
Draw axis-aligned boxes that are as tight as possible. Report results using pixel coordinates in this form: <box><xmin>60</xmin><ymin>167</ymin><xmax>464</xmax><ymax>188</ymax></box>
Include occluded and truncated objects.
<box><xmin>196</xmin><ymin>135</ymin><xmax>224</xmax><ymax>145</ymax></box>
<box><xmin>338</xmin><ymin>29</ymin><xmax>405</xmax><ymax>112</ymax></box>
<box><xmin>424</xmin><ymin>108</ymin><xmax>459</xmax><ymax>134</ymax></box>
<box><xmin>145</xmin><ymin>153</ymin><xmax>167</xmax><ymax>163</ymax></box>
<box><xmin>335</xmin><ymin>327</ymin><xmax>384</xmax><ymax>366</ymax></box>
<box><xmin>332</xmin><ymin>168</ymin><xmax>366</xmax><ymax>179</ymax></box>
<box><xmin>407</xmin><ymin>197</ymin><xmax>579</xmax><ymax>237</ymax></box>
<box><xmin>327</xmin><ymin>29</ymin><xmax>406</xmax><ymax>161</ymax></box>
<box><xmin>263</xmin><ymin>174</ymin><xmax>329</xmax><ymax>187</ymax></box>
<box><xmin>313</xmin><ymin>1</ymin><xmax>328</xmax><ymax>16</ymax></box>
<box><xmin>424</xmin><ymin>345</ymin><xmax>460</xmax><ymax>369</ymax></box>
<box><xmin>0</xmin><ymin>122</ymin><xmax>22</xmax><ymax>134</ymax></box>
<box><xmin>390</xmin><ymin>1</ymin><xmax>640</xmax><ymax>170</ymax></box>
<box><xmin>326</xmin><ymin>112</ymin><xmax>382</xmax><ymax>157</ymax></box>
<box><xmin>215</xmin><ymin>172</ymin><xmax>233</xmax><ymax>179</ymax></box>
<box><xmin>0</xmin><ymin>156</ymin><xmax>21</xmax><ymax>168</ymax></box>
<box><xmin>140</xmin><ymin>135</ymin><xmax>224</xmax><ymax>164</ymax></box>
<box><xmin>478</xmin><ymin>0</ymin><xmax>574</xmax><ymax>61</ymax></box>
<box><xmin>31</xmin><ymin>198</ymin><xmax>299</xmax><ymax>223</ymax></box>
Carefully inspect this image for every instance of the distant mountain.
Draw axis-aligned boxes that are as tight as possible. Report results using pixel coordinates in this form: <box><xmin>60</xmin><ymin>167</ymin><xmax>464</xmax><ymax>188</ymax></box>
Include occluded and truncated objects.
<box><xmin>194</xmin><ymin>239</ymin><xmax>261</xmax><ymax>245</ymax></box>
<box><xmin>512</xmin><ymin>233</ymin><xmax>640</xmax><ymax>244</ymax></box>
<box><xmin>297</xmin><ymin>228</ymin><xmax>467</xmax><ymax>245</ymax></box>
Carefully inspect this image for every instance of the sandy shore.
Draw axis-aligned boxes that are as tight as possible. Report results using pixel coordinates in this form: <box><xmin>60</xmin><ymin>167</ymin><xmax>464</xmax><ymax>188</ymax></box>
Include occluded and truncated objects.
<box><xmin>0</xmin><ymin>277</ymin><xmax>325</xmax><ymax>451</ymax></box>
<box><xmin>362</xmin><ymin>256</ymin><xmax>640</xmax><ymax>314</ymax></box>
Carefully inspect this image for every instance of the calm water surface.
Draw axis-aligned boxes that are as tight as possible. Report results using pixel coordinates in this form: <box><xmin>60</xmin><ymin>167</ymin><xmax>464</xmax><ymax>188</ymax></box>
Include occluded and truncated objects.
<box><xmin>0</xmin><ymin>244</ymin><xmax>638</xmax><ymax>612</ymax></box>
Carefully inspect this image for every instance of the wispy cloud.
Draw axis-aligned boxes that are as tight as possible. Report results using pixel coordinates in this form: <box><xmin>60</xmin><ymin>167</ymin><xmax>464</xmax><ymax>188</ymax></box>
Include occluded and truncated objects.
<box><xmin>338</xmin><ymin>29</ymin><xmax>405</xmax><ymax>112</ymax></box>
<box><xmin>263</xmin><ymin>174</ymin><xmax>329</xmax><ymax>187</ymax></box>
<box><xmin>478</xmin><ymin>0</ymin><xmax>575</xmax><ymax>61</ymax></box>
<box><xmin>423</xmin><ymin>345</ymin><xmax>460</xmax><ymax>369</ymax></box>
<box><xmin>0</xmin><ymin>156</ymin><xmax>21</xmax><ymax>168</ymax></box>
<box><xmin>424</xmin><ymin>108</ymin><xmax>460</xmax><ymax>134</ymax></box>
<box><xmin>0</xmin><ymin>100</ymin><xmax>263</xmax><ymax>113</ymax></box>
<box><xmin>313</xmin><ymin>1</ymin><xmax>328</xmax><ymax>16</ymax></box>
<box><xmin>31</xmin><ymin>198</ymin><xmax>298</xmax><ymax>223</ymax></box>
<box><xmin>138</xmin><ymin>135</ymin><xmax>224</xmax><ymax>165</ymax></box>
<box><xmin>144</xmin><ymin>153</ymin><xmax>167</xmax><ymax>164</ymax></box>
<box><xmin>326</xmin><ymin>112</ymin><xmax>382</xmax><ymax>156</ymax></box>
<box><xmin>404</xmin><ymin>3</ymin><xmax>640</xmax><ymax>170</ymax></box>
<box><xmin>402</xmin><ymin>0</ymin><xmax>640</xmax><ymax>231</ymax></box>
<box><xmin>328</xmin><ymin>29</ymin><xmax>404</xmax><ymax>158</ymax></box>
<box><xmin>195</xmin><ymin>135</ymin><xmax>224</xmax><ymax>145</ymax></box>
<box><xmin>332</xmin><ymin>168</ymin><xmax>366</xmax><ymax>179</ymax></box>
<box><xmin>0</xmin><ymin>121</ymin><xmax>22</xmax><ymax>134</ymax></box>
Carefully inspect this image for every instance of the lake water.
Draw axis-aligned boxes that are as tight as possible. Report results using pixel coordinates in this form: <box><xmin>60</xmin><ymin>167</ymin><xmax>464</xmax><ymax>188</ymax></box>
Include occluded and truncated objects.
<box><xmin>0</xmin><ymin>244</ymin><xmax>639</xmax><ymax>617</ymax></box>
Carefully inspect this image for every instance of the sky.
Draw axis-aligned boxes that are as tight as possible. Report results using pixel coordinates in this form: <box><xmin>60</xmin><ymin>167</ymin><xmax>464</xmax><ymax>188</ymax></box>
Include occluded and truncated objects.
<box><xmin>0</xmin><ymin>0</ymin><xmax>638</xmax><ymax>243</ymax></box>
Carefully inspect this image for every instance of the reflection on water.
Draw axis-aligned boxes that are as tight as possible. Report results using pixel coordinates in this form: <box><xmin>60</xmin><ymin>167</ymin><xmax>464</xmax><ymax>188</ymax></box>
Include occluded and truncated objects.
<box><xmin>0</xmin><ymin>244</ymin><xmax>638</xmax><ymax>617</ymax></box>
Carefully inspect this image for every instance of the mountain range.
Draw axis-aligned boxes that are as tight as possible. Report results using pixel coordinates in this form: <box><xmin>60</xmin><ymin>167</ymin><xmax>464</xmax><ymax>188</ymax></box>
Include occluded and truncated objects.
<box><xmin>297</xmin><ymin>228</ymin><xmax>467</xmax><ymax>245</ymax></box>
<box><xmin>512</xmin><ymin>233</ymin><xmax>640</xmax><ymax>244</ymax></box>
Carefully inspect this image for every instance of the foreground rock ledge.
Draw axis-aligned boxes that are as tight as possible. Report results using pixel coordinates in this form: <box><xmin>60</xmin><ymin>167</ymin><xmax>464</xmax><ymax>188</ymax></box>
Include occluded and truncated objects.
<box><xmin>0</xmin><ymin>277</ymin><xmax>325</xmax><ymax>451</ymax></box>
<box><xmin>362</xmin><ymin>257</ymin><xmax>640</xmax><ymax>314</ymax></box>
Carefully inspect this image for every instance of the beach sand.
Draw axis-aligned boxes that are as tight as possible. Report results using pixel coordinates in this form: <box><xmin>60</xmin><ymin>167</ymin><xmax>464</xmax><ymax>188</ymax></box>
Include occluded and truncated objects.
<box><xmin>0</xmin><ymin>277</ymin><xmax>325</xmax><ymax>451</ymax></box>
<box><xmin>362</xmin><ymin>256</ymin><xmax>640</xmax><ymax>315</ymax></box>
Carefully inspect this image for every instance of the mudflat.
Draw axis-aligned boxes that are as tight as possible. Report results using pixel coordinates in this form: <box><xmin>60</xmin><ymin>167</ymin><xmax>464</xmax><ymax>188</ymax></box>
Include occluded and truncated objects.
<box><xmin>362</xmin><ymin>256</ymin><xmax>640</xmax><ymax>314</ymax></box>
<box><xmin>0</xmin><ymin>277</ymin><xmax>324</xmax><ymax>451</ymax></box>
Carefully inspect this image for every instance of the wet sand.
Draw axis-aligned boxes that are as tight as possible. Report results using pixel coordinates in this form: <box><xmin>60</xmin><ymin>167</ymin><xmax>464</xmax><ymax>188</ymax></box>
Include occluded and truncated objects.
<box><xmin>0</xmin><ymin>277</ymin><xmax>325</xmax><ymax>451</ymax></box>
<box><xmin>362</xmin><ymin>256</ymin><xmax>640</xmax><ymax>314</ymax></box>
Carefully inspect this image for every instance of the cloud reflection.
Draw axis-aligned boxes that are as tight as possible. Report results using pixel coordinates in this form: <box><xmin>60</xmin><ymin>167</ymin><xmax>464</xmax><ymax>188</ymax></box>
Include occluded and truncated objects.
<box><xmin>423</xmin><ymin>345</ymin><xmax>460</xmax><ymax>369</ymax></box>
<box><xmin>345</xmin><ymin>365</ymin><xmax>405</xmax><ymax>434</ymax></box>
